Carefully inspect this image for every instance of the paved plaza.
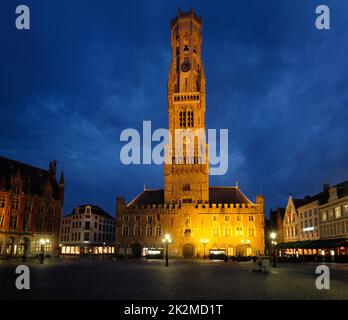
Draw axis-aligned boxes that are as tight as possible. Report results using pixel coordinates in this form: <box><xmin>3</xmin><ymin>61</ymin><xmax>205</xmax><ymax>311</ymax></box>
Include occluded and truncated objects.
<box><xmin>1</xmin><ymin>258</ymin><xmax>348</xmax><ymax>300</ymax></box>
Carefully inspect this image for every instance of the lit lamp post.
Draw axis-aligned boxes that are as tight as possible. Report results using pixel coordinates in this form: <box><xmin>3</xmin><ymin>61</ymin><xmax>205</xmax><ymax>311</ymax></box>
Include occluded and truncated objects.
<box><xmin>162</xmin><ymin>234</ymin><xmax>172</xmax><ymax>267</ymax></box>
<box><xmin>270</xmin><ymin>232</ymin><xmax>277</xmax><ymax>268</ymax></box>
<box><xmin>200</xmin><ymin>239</ymin><xmax>209</xmax><ymax>260</ymax></box>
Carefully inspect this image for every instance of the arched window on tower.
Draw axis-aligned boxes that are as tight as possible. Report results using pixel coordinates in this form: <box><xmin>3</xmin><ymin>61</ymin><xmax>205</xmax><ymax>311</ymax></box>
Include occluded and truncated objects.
<box><xmin>187</xmin><ymin>110</ymin><xmax>194</xmax><ymax>127</ymax></box>
<box><xmin>179</xmin><ymin>110</ymin><xmax>186</xmax><ymax>127</ymax></box>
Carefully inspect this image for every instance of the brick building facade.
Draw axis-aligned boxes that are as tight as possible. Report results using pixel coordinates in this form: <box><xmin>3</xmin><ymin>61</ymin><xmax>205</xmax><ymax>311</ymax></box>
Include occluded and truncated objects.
<box><xmin>0</xmin><ymin>157</ymin><xmax>64</xmax><ymax>257</ymax></box>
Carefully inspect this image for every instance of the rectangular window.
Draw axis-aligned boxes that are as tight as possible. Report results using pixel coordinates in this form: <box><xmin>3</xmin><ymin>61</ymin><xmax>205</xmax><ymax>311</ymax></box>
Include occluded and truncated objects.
<box><xmin>11</xmin><ymin>198</ymin><xmax>19</xmax><ymax>211</ymax></box>
<box><xmin>85</xmin><ymin>221</ymin><xmax>90</xmax><ymax>230</ymax></box>
<box><xmin>248</xmin><ymin>216</ymin><xmax>254</xmax><ymax>221</ymax></box>
<box><xmin>0</xmin><ymin>197</ymin><xmax>6</xmax><ymax>208</ymax></box>
<box><xmin>322</xmin><ymin>212</ymin><xmax>327</xmax><ymax>222</ymax></box>
<box><xmin>328</xmin><ymin>209</ymin><xmax>334</xmax><ymax>220</ymax></box>
<box><xmin>335</xmin><ymin>206</ymin><xmax>341</xmax><ymax>219</ymax></box>
<box><xmin>10</xmin><ymin>215</ymin><xmax>18</xmax><ymax>228</ymax></box>
<box><xmin>84</xmin><ymin>232</ymin><xmax>90</xmax><ymax>241</ymax></box>
<box><xmin>146</xmin><ymin>226</ymin><xmax>152</xmax><ymax>237</ymax></box>
<box><xmin>155</xmin><ymin>226</ymin><xmax>161</xmax><ymax>237</ymax></box>
<box><xmin>224</xmin><ymin>227</ymin><xmax>231</xmax><ymax>236</ymax></box>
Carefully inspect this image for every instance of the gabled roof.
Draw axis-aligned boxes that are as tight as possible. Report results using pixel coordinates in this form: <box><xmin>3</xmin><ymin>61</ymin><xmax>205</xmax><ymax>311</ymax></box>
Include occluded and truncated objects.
<box><xmin>0</xmin><ymin>156</ymin><xmax>60</xmax><ymax>200</ymax></box>
<box><xmin>128</xmin><ymin>189</ymin><xmax>164</xmax><ymax>207</ymax></box>
<box><xmin>292</xmin><ymin>198</ymin><xmax>310</xmax><ymax>209</ymax></box>
<box><xmin>209</xmin><ymin>186</ymin><xmax>252</xmax><ymax>205</ymax></box>
<box><xmin>295</xmin><ymin>179</ymin><xmax>348</xmax><ymax>209</ymax></box>
<box><xmin>65</xmin><ymin>204</ymin><xmax>114</xmax><ymax>219</ymax></box>
<box><xmin>127</xmin><ymin>186</ymin><xmax>253</xmax><ymax>207</ymax></box>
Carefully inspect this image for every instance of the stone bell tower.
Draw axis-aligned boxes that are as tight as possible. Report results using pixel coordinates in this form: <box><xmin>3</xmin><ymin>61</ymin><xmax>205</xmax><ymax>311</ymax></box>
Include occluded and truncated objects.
<box><xmin>164</xmin><ymin>9</ymin><xmax>209</xmax><ymax>204</ymax></box>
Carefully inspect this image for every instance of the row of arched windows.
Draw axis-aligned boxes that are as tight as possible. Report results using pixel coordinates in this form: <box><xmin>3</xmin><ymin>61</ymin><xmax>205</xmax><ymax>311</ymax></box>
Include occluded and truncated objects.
<box><xmin>211</xmin><ymin>224</ymin><xmax>256</xmax><ymax>237</ymax></box>
<box><xmin>122</xmin><ymin>225</ymin><xmax>162</xmax><ymax>237</ymax></box>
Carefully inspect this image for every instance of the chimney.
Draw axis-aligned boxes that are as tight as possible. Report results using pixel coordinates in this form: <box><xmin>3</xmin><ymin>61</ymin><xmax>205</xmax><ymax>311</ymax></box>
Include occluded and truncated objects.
<box><xmin>323</xmin><ymin>183</ymin><xmax>330</xmax><ymax>192</ymax></box>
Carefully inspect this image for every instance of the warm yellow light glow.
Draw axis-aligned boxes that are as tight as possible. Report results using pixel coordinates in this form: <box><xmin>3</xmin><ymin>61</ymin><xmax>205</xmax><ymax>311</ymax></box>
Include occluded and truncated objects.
<box><xmin>148</xmin><ymin>250</ymin><xmax>162</xmax><ymax>255</ymax></box>
<box><xmin>270</xmin><ymin>232</ymin><xmax>277</xmax><ymax>240</ymax></box>
<box><xmin>241</xmin><ymin>240</ymin><xmax>245</xmax><ymax>244</ymax></box>
<box><xmin>200</xmin><ymin>239</ymin><xmax>209</xmax><ymax>245</ymax></box>
<box><xmin>247</xmin><ymin>240</ymin><xmax>251</xmax><ymax>244</ymax></box>
<box><xmin>163</xmin><ymin>233</ymin><xmax>172</xmax><ymax>243</ymax></box>
<box><xmin>39</xmin><ymin>239</ymin><xmax>45</xmax><ymax>245</ymax></box>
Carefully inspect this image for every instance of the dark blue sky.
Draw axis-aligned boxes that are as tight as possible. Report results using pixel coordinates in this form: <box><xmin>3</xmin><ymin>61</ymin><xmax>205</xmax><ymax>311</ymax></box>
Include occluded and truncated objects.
<box><xmin>1</xmin><ymin>0</ymin><xmax>348</xmax><ymax>216</ymax></box>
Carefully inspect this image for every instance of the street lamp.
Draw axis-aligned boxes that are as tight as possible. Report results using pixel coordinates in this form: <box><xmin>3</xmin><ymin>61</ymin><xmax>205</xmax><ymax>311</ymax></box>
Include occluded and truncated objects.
<box><xmin>162</xmin><ymin>234</ymin><xmax>172</xmax><ymax>267</ymax></box>
<box><xmin>270</xmin><ymin>232</ymin><xmax>277</xmax><ymax>268</ymax></box>
<box><xmin>200</xmin><ymin>239</ymin><xmax>209</xmax><ymax>260</ymax></box>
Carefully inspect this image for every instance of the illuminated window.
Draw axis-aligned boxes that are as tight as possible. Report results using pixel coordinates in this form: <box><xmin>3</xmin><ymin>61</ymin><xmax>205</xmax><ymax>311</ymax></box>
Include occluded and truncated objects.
<box><xmin>328</xmin><ymin>209</ymin><xmax>334</xmax><ymax>220</ymax></box>
<box><xmin>236</xmin><ymin>227</ymin><xmax>243</xmax><ymax>237</ymax></box>
<box><xmin>212</xmin><ymin>227</ymin><xmax>219</xmax><ymax>236</ymax></box>
<box><xmin>335</xmin><ymin>206</ymin><xmax>341</xmax><ymax>219</ymax></box>
<box><xmin>322</xmin><ymin>212</ymin><xmax>327</xmax><ymax>222</ymax></box>
<box><xmin>179</xmin><ymin>111</ymin><xmax>186</xmax><ymax>127</ymax></box>
<box><xmin>187</xmin><ymin>110</ymin><xmax>194</xmax><ymax>127</ymax></box>
<box><xmin>224</xmin><ymin>227</ymin><xmax>231</xmax><ymax>236</ymax></box>
<box><xmin>134</xmin><ymin>225</ymin><xmax>141</xmax><ymax>237</ymax></box>
<box><xmin>155</xmin><ymin>225</ymin><xmax>162</xmax><ymax>237</ymax></box>
<box><xmin>122</xmin><ymin>226</ymin><xmax>129</xmax><ymax>237</ymax></box>
<box><xmin>146</xmin><ymin>226</ymin><xmax>153</xmax><ymax>237</ymax></box>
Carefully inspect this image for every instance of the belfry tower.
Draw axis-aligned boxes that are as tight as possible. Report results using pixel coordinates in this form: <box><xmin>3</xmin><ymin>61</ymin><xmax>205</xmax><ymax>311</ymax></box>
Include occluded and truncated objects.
<box><xmin>164</xmin><ymin>9</ymin><xmax>209</xmax><ymax>204</ymax></box>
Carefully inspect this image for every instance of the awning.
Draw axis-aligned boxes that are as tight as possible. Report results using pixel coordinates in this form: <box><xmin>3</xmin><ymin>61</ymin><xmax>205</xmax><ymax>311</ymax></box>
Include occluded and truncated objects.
<box><xmin>276</xmin><ymin>238</ymin><xmax>348</xmax><ymax>250</ymax></box>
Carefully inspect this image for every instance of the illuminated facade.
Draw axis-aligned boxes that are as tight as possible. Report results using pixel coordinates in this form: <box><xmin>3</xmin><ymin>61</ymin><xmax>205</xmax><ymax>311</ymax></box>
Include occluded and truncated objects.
<box><xmin>60</xmin><ymin>204</ymin><xmax>115</xmax><ymax>255</ymax></box>
<box><xmin>116</xmin><ymin>9</ymin><xmax>265</xmax><ymax>258</ymax></box>
<box><xmin>0</xmin><ymin>157</ymin><xmax>64</xmax><ymax>257</ymax></box>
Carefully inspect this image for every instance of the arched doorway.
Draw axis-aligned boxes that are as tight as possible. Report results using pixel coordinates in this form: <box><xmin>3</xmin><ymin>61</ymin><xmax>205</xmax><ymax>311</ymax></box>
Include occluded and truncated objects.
<box><xmin>236</xmin><ymin>244</ymin><xmax>245</xmax><ymax>257</ymax></box>
<box><xmin>183</xmin><ymin>243</ymin><xmax>194</xmax><ymax>258</ymax></box>
<box><xmin>131</xmin><ymin>243</ymin><xmax>142</xmax><ymax>258</ymax></box>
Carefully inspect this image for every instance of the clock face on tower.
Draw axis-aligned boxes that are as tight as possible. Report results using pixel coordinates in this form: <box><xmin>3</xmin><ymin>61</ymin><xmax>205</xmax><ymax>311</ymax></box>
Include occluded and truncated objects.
<box><xmin>181</xmin><ymin>62</ymin><xmax>191</xmax><ymax>72</ymax></box>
